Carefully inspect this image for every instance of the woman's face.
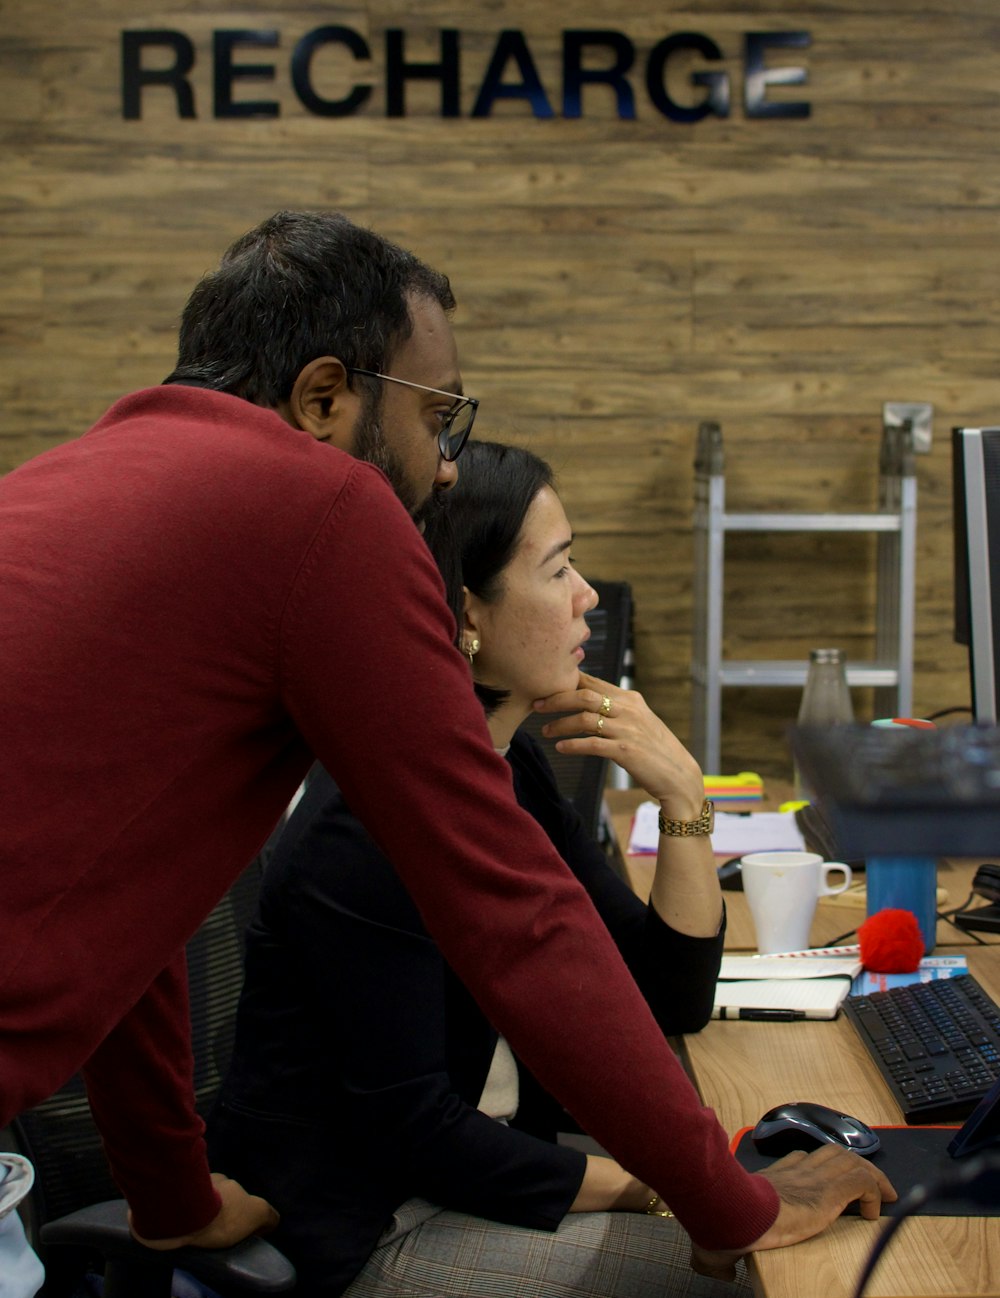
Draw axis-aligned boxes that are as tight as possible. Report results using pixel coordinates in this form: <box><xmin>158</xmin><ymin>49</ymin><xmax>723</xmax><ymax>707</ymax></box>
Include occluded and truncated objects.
<box><xmin>468</xmin><ymin>486</ymin><xmax>598</xmax><ymax>714</ymax></box>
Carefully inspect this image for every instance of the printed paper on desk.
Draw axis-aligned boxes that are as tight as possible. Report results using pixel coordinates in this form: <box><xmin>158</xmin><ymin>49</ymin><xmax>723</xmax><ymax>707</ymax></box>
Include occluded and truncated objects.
<box><xmin>627</xmin><ymin>801</ymin><xmax>662</xmax><ymax>853</ymax></box>
<box><xmin>711</xmin><ymin>810</ymin><xmax>806</xmax><ymax>855</ymax></box>
<box><xmin>627</xmin><ymin>804</ymin><xmax>807</xmax><ymax>856</ymax></box>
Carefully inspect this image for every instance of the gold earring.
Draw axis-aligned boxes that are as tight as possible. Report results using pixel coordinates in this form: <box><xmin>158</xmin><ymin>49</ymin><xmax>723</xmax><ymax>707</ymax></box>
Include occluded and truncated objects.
<box><xmin>466</xmin><ymin>637</ymin><xmax>480</xmax><ymax>666</ymax></box>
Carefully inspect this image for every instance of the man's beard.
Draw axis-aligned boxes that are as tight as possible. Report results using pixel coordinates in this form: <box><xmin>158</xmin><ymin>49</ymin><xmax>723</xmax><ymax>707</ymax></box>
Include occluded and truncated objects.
<box><xmin>353</xmin><ymin>396</ymin><xmax>449</xmax><ymax>531</ymax></box>
<box><xmin>353</xmin><ymin>405</ymin><xmax>416</xmax><ymax>514</ymax></box>
<box><xmin>353</xmin><ymin>396</ymin><xmax>426</xmax><ymax>519</ymax></box>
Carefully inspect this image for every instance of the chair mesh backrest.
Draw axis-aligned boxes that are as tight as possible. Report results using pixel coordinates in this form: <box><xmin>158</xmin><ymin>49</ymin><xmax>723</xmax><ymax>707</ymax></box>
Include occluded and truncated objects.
<box><xmin>518</xmin><ymin>579</ymin><xmax>633</xmax><ymax>842</ymax></box>
<box><xmin>187</xmin><ymin>861</ymin><xmax>263</xmax><ymax>1107</ymax></box>
<box><xmin>13</xmin><ymin>858</ymin><xmax>264</xmax><ymax>1224</ymax></box>
<box><xmin>11</xmin><ymin>1070</ymin><xmax>112</xmax><ymax>1225</ymax></box>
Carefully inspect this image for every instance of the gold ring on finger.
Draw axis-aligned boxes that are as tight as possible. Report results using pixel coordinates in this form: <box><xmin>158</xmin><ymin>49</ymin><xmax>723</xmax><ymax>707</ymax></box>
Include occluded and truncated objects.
<box><xmin>600</xmin><ymin>695</ymin><xmax>612</xmax><ymax>716</ymax></box>
<box><xmin>596</xmin><ymin>715</ymin><xmax>606</xmax><ymax>734</ymax></box>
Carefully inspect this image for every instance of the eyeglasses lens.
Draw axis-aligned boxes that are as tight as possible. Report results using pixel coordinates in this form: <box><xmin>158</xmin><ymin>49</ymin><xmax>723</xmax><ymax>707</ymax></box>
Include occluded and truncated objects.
<box><xmin>440</xmin><ymin>400</ymin><xmax>477</xmax><ymax>461</ymax></box>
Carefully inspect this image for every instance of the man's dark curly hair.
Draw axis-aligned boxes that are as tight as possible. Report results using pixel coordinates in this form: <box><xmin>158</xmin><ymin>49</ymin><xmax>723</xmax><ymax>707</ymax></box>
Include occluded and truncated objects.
<box><xmin>163</xmin><ymin>210</ymin><xmax>455</xmax><ymax>407</ymax></box>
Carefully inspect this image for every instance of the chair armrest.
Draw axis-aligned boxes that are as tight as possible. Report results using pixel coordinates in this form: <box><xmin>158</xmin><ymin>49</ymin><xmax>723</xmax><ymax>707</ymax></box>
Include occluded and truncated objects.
<box><xmin>40</xmin><ymin>1199</ymin><xmax>296</xmax><ymax>1295</ymax></box>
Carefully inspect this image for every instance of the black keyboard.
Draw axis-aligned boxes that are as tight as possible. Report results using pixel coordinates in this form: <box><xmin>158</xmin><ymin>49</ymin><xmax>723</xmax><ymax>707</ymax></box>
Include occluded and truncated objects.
<box><xmin>843</xmin><ymin>974</ymin><xmax>1000</xmax><ymax>1123</ymax></box>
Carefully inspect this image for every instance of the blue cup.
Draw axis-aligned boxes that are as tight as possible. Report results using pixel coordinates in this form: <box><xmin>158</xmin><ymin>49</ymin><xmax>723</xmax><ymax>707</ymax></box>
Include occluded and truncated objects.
<box><xmin>865</xmin><ymin>718</ymin><xmax>938</xmax><ymax>955</ymax></box>
<box><xmin>865</xmin><ymin>856</ymin><xmax>938</xmax><ymax>955</ymax></box>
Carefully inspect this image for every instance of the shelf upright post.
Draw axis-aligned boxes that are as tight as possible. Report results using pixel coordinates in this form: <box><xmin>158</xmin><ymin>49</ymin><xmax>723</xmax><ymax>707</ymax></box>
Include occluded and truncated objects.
<box><xmin>875</xmin><ymin>420</ymin><xmax>917</xmax><ymax>719</ymax></box>
<box><xmin>691</xmin><ymin>422</ymin><xmax>726</xmax><ymax>773</ymax></box>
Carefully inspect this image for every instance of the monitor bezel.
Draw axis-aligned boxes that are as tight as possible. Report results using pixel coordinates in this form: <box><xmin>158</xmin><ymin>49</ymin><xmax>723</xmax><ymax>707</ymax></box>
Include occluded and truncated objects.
<box><xmin>947</xmin><ymin>1071</ymin><xmax>1000</xmax><ymax>1158</ymax></box>
<box><xmin>952</xmin><ymin>426</ymin><xmax>1000</xmax><ymax>723</ymax></box>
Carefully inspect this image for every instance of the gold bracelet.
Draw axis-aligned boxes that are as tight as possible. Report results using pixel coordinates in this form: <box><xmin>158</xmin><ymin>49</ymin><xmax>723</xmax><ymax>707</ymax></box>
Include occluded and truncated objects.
<box><xmin>644</xmin><ymin>1194</ymin><xmax>674</xmax><ymax>1218</ymax></box>
<box><xmin>658</xmin><ymin>798</ymin><xmax>715</xmax><ymax>838</ymax></box>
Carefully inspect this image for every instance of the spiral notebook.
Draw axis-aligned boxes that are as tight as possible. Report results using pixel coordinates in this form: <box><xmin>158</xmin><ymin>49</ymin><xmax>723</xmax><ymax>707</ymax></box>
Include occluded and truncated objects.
<box><xmin>712</xmin><ymin>955</ymin><xmax>862</xmax><ymax>1021</ymax></box>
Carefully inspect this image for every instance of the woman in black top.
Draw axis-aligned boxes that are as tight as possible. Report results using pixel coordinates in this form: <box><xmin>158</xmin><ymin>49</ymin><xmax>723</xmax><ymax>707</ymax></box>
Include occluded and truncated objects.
<box><xmin>208</xmin><ymin>442</ymin><xmax>742</xmax><ymax>1298</ymax></box>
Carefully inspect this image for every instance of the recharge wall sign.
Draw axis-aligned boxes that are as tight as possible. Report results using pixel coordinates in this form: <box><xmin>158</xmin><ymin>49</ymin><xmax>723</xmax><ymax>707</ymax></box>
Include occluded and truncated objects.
<box><xmin>120</xmin><ymin>27</ymin><xmax>811</xmax><ymax>122</ymax></box>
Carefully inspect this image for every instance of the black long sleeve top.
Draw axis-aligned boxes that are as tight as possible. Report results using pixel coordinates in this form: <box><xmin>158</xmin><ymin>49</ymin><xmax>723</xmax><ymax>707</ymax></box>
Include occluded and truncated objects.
<box><xmin>207</xmin><ymin>730</ymin><xmax>725</xmax><ymax>1297</ymax></box>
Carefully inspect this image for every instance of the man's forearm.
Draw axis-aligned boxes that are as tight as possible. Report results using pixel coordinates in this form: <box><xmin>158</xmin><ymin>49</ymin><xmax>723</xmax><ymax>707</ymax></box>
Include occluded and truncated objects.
<box><xmin>82</xmin><ymin>953</ymin><xmax>220</xmax><ymax>1237</ymax></box>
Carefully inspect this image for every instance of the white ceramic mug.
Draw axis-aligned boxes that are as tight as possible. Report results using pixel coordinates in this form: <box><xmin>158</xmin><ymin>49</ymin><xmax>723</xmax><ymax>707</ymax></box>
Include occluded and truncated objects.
<box><xmin>739</xmin><ymin>851</ymin><xmax>853</xmax><ymax>954</ymax></box>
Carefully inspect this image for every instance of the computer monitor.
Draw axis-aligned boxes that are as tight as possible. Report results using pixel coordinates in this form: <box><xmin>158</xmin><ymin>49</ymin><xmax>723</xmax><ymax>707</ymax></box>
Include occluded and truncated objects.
<box><xmin>952</xmin><ymin>426</ymin><xmax>1000</xmax><ymax>722</ymax></box>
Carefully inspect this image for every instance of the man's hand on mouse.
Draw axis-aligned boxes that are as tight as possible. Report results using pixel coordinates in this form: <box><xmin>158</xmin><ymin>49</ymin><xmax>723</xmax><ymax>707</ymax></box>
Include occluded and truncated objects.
<box><xmin>689</xmin><ymin>1144</ymin><xmax>898</xmax><ymax>1280</ymax></box>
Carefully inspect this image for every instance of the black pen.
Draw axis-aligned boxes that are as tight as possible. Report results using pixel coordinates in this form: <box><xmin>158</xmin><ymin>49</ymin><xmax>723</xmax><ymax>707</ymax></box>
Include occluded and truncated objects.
<box><xmin>737</xmin><ymin>1008</ymin><xmax>806</xmax><ymax>1021</ymax></box>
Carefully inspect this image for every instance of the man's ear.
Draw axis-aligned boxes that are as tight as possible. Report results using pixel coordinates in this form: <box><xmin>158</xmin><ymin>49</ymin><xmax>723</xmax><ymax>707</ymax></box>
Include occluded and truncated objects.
<box><xmin>284</xmin><ymin>357</ymin><xmax>361</xmax><ymax>448</ymax></box>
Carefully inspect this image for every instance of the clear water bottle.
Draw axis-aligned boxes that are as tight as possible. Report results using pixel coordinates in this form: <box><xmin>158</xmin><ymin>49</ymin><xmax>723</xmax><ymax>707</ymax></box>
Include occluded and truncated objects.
<box><xmin>794</xmin><ymin>648</ymin><xmax>854</xmax><ymax>799</ymax></box>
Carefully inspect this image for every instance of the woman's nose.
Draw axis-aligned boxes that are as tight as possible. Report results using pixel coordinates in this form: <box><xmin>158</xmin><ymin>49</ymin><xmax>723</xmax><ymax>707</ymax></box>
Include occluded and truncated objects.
<box><xmin>576</xmin><ymin>574</ymin><xmax>599</xmax><ymax>614</ymax></box>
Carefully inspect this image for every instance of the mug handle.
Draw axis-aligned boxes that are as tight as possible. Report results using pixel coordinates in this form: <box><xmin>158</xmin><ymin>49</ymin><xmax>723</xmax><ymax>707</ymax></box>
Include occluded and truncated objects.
<box><xmin>820</xmin><ymin>862</ymin><xmax>852</xmax><ymax>896</ymax></box>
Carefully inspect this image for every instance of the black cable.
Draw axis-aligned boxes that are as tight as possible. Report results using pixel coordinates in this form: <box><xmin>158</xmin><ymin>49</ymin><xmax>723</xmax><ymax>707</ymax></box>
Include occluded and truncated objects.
<box><xmin>936</xmin><ymin>897</ymin><xmax>989</xmax><ymax>943</ymax></box>
<box><xmin>924</xmin><ymin>705</ymin><xmax>974</xmax><ymax>721</ymax></box>
<box><xmin>939</xmin><ymin>890</ymin><xmax>978</xmax><ymax>918</ymax></box>
<box><xmin>849</xmin><ymin>1187</ymin><xmax>924</xmax><ymax>1298</ymax></box>
<box><xmin>815</xmin><ymin>902</ymin><xmax>987</xmax><ymax>952</ymax></box>
<box><xmin>851</xmin><ymin>1151</ymin><xmax>1000</xmax><ymax>1298</ymax></box>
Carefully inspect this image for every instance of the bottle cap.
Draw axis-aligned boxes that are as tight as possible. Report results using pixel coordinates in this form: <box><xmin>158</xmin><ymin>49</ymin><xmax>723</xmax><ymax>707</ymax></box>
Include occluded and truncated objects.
<box><xmin>871</xmin><ymin>717</ymin><xmax>936</xmax><ymax>728</ymax></box>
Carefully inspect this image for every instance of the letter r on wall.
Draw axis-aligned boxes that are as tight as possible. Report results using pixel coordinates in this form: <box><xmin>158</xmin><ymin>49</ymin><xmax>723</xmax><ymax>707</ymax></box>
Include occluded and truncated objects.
<box><xmin>122</xmin><ymin>30</ymin><xmax>196</xmax><ymax>119</ymax></box>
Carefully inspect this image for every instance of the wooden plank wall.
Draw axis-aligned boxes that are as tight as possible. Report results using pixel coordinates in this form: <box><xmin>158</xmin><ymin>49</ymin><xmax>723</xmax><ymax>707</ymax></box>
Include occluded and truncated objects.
<box><xmin>4</xmin><ymin>1</ymin><xmax>1000</xmax><ymax>778</ymax></box>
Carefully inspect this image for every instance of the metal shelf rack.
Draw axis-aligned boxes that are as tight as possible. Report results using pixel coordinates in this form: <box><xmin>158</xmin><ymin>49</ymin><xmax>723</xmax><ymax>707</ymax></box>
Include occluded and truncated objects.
<box><xmin>690</xmin><ymin>418</ymin><xmax>917</xmax><ymax>772</ymax></box>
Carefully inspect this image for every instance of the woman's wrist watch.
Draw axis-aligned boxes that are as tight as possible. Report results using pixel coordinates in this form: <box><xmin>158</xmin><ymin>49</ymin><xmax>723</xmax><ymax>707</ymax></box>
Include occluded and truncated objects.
<box><xmin>658</xmin><ymin>798</ymin><xmax>715</xmax><ymax>837</ymax></box>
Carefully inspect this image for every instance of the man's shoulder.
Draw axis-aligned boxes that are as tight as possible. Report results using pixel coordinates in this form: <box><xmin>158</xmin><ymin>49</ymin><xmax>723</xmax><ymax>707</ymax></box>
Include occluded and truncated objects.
<box><xmin>95</xmin><ymin>385</ymin><xmax>394</xmax><ymax>518</ymax></box>
<box><xmin>100</xmin><ymin>386</ymin><xmax>346</xmax><ymax>472</ymax></box>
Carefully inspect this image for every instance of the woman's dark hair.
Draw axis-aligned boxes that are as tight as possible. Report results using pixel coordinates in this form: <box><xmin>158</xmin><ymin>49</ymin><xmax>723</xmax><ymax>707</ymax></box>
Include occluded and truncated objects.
<box><xmin>162</xmin><ymin>210</ymin><xmax>455</xmax><ymax>406</ymax></box>
<box><xmin>423</xmin><ymin>440</ymin><xmax>554</xmax><ymax>714</ymax></box>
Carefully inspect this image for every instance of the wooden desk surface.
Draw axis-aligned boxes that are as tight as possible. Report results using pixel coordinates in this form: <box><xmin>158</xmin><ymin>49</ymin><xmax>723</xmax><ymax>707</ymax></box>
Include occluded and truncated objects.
<box><xmin>604</xmin><ymin>786</ymin><xmax>1000</xmax><ymax>1296</ymax></box>
<box><xmin>686</xmin><ymin>949</ymin><xmax>1000</xmax><ymax>1297</ymax></box>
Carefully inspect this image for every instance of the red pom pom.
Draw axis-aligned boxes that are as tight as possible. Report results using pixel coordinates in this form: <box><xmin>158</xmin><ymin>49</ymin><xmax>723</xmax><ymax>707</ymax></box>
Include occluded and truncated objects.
<box><xmin>858</xmin><ymin>909</ymin><xmax>924</xmax><ymax>973</ymax></box>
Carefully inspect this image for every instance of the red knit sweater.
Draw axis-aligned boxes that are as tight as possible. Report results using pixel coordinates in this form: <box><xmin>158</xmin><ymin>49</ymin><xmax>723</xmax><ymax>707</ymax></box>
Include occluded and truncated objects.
<box><xmin>0</xmin><ymin>386</ymin><xmax>777</xmax><ymax>1246</ymax></box>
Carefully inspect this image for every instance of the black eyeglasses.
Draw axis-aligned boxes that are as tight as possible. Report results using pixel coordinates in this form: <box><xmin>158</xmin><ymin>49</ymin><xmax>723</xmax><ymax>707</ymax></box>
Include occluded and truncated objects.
<box><xmin>349</xmin><ymin>368</ymin><xmax>478</xmax><ymax>462</ymax></box>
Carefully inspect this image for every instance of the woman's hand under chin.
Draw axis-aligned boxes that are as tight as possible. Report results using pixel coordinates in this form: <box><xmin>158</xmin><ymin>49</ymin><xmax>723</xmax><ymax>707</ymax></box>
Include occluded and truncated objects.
<box><xmin>535</xmin><ymin>672</ymin><xmax>722</xmax><ymax>938</ymax></box>
<box><xmin>531</xmin><ymin>671</ymin><xmax>704</xmax><ymax>815</ymax></box>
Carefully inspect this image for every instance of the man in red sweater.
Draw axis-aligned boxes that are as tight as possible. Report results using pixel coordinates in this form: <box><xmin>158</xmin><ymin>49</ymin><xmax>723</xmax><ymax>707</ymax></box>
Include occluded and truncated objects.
<box><xmin>0</xmin><ymin>212</ymin><xmax>891</xmax><ymax>1291</ymax></box>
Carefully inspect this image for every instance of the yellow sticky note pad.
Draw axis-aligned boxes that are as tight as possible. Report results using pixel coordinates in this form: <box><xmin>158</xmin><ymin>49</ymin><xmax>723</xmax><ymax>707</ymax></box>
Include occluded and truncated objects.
<box><xmin>703</xmin><ymin>771</ymin><xmax>763</xmax><ymax>803</ymax></box>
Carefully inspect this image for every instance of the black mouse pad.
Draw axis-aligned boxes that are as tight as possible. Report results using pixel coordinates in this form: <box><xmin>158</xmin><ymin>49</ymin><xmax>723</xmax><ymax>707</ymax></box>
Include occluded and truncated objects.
<box><xmin>732</xmin><ymin>1126</ymin><xmax>999</xmax><ymax>1217</ymax></box>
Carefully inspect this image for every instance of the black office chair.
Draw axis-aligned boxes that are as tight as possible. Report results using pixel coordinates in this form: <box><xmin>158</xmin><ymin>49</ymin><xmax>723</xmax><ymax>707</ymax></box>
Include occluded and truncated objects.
<box><xmin>518</xmin><ymin>578</ymin><xmax>633</xmax><ymax>844</ymax></box>
<box><xmin>8</xmin><ymin>857</ymin><xmax>296</xmax><ymax>1298</ymax></box>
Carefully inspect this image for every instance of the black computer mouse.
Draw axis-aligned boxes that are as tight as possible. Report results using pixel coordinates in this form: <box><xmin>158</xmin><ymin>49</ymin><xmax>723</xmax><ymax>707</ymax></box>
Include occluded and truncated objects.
<box><xmin>751</xmin><ymin>1101</ymin><xmax>881</xmax><ymax>1158</ymax></box>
